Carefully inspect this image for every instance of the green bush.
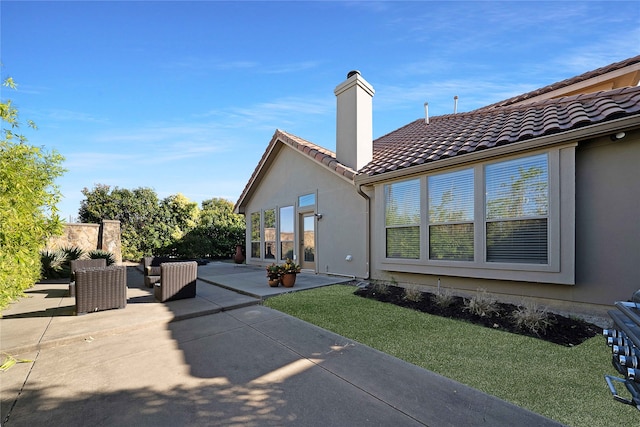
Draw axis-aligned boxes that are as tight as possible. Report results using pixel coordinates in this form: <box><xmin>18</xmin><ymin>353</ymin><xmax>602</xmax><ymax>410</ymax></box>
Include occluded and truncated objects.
<box><xmin>88</xmin><ymin>250</ymin><xmax>115</xmax><ymax>266</ymax></box>
<box><xmin>512</xmin><ymin>300</ymin><xmax>554</xmax><ymax>335</ymax></box>
<box><xmin>1</xmin><ymin>76</ymin><xmax>66</xmax><ymax>309</ymax></box>
<box><xmin>39</xmin><ymin>250</ymin><xmax>68</xmax><ymax>280</ymax></box>
<box><xmin>464</xmin><ymin>288</ymin><xmax>498</xmax><ymax>317</ymax></box>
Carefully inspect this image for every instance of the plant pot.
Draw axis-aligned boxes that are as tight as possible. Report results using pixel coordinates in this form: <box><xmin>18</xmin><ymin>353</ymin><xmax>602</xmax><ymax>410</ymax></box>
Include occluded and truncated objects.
<box><xmin>233</xmin><ymin>245</ymin><xmax>245</xmax><ymax>264</ymax></box>
<box><xmin>268</xmin><ymin>278</ymin><xmax>279</xmax><ymax>287</ymax></box>
<box><xmin>281</xmin><ymin>273</ymin><xmax>296</xmax><ymax>288</ymax></box>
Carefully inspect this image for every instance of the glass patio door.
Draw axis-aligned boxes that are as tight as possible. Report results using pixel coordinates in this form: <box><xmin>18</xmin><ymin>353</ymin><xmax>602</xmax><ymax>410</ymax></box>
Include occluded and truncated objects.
<box><xmin>300</xmin><ymin>213</ymin><xmax>315</xmax><ymax>270</ymax></box>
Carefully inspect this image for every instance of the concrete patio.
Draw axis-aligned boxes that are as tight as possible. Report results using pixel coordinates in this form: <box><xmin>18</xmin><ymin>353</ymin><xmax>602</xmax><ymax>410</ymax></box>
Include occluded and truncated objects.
<box><xmin>0</xmin><ymin>262</ymin><xmax>560</xmax><ymax>426</ymax></box>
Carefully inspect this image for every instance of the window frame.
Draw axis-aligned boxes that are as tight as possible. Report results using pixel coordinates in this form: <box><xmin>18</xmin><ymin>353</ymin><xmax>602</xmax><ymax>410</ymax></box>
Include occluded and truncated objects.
<box><xmin>377</xmin><ymin>146</ymin><xmax>575</xmax><ymax>284</ymax></box>
<box><xmin>250</xmin><ymin>211</ymin><xmax>261</xmax><ymax>259</ymax></box>
<box><xmin>384</xmin><ymin>178</ymin><xmax>421</xmax><ymax>259</ymax></box>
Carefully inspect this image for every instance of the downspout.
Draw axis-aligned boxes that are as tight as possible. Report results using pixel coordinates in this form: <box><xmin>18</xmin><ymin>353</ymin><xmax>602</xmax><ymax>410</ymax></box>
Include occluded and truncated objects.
<box><xmin>356</xmin><ymin>182</ymin><xmax>371</xmax><ymax>280</ymax></box>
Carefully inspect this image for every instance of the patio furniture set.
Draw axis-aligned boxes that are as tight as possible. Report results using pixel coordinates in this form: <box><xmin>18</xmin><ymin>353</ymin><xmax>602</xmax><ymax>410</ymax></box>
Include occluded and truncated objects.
<box><xmin>69</xmin><ymin>257</ymin><xmax>197</xmax><ymax>315</ymax></box>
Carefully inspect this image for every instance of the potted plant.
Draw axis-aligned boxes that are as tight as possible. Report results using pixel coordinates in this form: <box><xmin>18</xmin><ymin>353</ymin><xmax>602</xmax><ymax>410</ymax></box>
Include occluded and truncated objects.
<box><xmin>280</xmin><ymin>258</ymin><xmax>301</xmax><ymax>288</ymax></box>
<box><xmin>266</xmin><ymin>263</ymin><xmax>282</xmax><ymax>287</ymax></box>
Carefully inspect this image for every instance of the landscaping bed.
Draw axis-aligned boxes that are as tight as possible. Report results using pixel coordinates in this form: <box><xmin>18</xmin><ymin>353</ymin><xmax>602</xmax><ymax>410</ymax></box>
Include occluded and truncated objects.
<box><xmin>354</xmin><ymin>284</ymin><xmax>602</xmax><ymax>346</ymax></box>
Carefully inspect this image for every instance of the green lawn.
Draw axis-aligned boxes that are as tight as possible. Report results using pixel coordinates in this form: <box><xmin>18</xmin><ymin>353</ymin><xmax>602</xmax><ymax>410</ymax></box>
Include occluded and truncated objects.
<box><xmin>264</xmin><ymin>285</ymin><xmax>639</xmax><ymax>427</ymax></box>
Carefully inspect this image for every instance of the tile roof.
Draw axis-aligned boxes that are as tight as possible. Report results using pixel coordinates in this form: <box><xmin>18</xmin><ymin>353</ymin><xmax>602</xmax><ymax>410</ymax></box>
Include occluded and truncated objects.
<box><xmin>479</xmin><ymin>55</ymin><xmax>640</xmax><ymax>110</ymax></box>
<box><xmin>234</xmin><ymin>129</ymin><xmax>356</xmax><ymax>211</ymax></box>
<box><xmin>275</xmin><ymin>130</ymin><xmax>357</xmax><ymax>180</ymax></box>
<box><xmin>359</xmin><ymin>85</ymin><xmax>640</xmax><ymax>177</ymax></box>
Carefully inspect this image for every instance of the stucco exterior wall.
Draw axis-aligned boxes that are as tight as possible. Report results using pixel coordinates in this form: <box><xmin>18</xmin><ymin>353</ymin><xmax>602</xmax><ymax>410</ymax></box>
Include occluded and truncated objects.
<box><xmin>367</xmin><ymin>131</ymin><xmax>640</xmax><ymax>317</ymax></box>
<box><xmin>574</xmin><ymin>130</ymin><xmax>640</xmax><ymax>304</ymax></box>
<box><xmin>243</xmin><ymin>145</ymin><xmax>368</xmax><ymax>278</ymax></box>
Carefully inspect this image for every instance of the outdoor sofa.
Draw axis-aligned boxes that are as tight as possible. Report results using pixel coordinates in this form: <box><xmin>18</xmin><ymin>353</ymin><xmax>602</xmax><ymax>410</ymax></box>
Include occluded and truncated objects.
<box><xmin>69</xmin><ymin>258</ymin><xmax>107</xmax><ymax>297</ymax></box>
<box><xmin>75</xmin><ymin>265</ymin><xmax>127</xmax><ymax>315</ymax></box>
<box><xmin>154</xmin><ymin>261</ymin><xmax>197</xmax><ymax>302</ymax></box>
<box><xmin>142</xmin><ymin>256</ymin><xmax>177</xmax><ymax>288</ymax></box>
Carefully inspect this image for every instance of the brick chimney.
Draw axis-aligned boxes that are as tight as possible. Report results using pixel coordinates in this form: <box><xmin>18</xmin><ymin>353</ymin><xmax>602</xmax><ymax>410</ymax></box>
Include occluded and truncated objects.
<box><xmin>334</xmin><ymin>70</ymin><xmax>375</xmax><ymax>171</ymax></box>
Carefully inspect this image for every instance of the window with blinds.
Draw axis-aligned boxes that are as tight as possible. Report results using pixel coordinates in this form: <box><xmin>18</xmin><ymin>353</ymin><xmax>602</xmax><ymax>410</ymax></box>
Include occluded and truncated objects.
<box><xmin>250</xmin><ymin>212</ymin><xmax>261</xmax><ymax>258</ymax></box>
<box><xmin>384</xmin><ymin>179</ymin><xmax>420</xmax><ymax>259</ymax></box>
<box><xmin>485</xmin><ymin>154</ymin><xmax>548</xmax><ymax>264</ymax></box>
<box><xmin>428</xmin><ymin>168</ymin><xmax>474</xmax><ymax>261</ymax></box>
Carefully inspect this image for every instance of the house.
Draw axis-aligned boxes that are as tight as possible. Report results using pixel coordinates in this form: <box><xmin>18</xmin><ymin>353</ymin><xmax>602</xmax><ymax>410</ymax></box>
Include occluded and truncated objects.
<box><xmin>235</xmin><ymin>56</ymin><xmax>640</xmax><ymax>317</ymax></box>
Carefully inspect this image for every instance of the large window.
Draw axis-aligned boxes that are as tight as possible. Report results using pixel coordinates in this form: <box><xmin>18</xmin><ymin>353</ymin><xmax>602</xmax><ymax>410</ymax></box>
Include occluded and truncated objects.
<box><xmin>279</xmin><ymin>206</ymin><xmax>294</xmax><ymax>260</ymax></box>
<box><xmin>428</xmin><ymin>169</ymin><xmax>474</xmax><ymax>261</ymax></box>
<box><xmin>264</xmin><ymin>208</ymin><xmax>276</xmax><ymax>259</ymax></box>
<box><xmin>250</xmin><ymin>212</ymin><xmax>261</xmax><ymax>258</ymax></box>
<box><xmin>381</xmin><ymin>151</ymin><xmax>565</xmax><ymax>283</ymax></box>
<box><xmin>485</xmin><ymin>154</ymin><xmax>548</xmax><ymax>264</ymax></box>
<box><xmin>384</xmin><ymin>179</ymin><xmax>420</xmax><ymax>259</ymax></box>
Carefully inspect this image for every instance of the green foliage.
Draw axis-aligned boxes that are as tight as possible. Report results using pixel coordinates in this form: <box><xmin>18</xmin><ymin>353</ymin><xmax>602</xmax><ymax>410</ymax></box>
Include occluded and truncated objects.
<box><xmin>512</xmin><ymin>299</ymin><xmax>554</xmax><ymax>335</ymax></box>
<box><xmin>79</xmin><ymin>187</ymin><xmax>245</xmax><ymax>260</ymax></box>
<box><xmin>79</xmin><ymin>185</ymin><xmax>162</xmax><ymax>260</ymax></box>
<box><xmin>281</xmin><ymin>258</ymin><xmax>301</xmax><ymax>274</ymax></box>
<box><xmin>464</xmin><ymin>288</ymin><xmax>498</xmax><ymax>317</ymax></box>
<box><xmin>433</xmin><ymin>286</ymin><xmax>455</xmax><ymax>308</ymax></box>
<box><xmin>0</xmin><ymin>75</ymin><xmax>66</xmax><ymax>309</ymax></box>
<box><xmin>88</xmin><ymin>250</ymin><xmax>116</xmax><ymax>266</ymax></box>
<box><xmin>403</xmin><ymin>286</ymin><xmax>423</xmax><ymax>303</ymax></box>
<box><xmin>39</xmin><ymin>247</ymin><xmax>115</xmax><ymax>278</ymax></box>
<box><xmin>172</xmin><ymin>198</ymin><xmax>245</xmax><ymax>259</ymax></box>
<box><xmin>265</xmin><ymin>286</ymin><xmax>638</xmax><ymax>427</ymax></box>
<box><xmin>60</xmin><ymin>246</ymin><xmax>84</xmax><ymax>261</ymax></box>
<box><xmin>39</xmin><ymin>249</ymin><xmax>69</xmax><ymax>279</ymax></box>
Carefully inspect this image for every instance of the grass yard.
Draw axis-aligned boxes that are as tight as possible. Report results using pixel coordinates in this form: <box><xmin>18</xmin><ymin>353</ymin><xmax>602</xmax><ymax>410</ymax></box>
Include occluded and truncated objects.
<box><xmin>264</xmin><ymin>285</ymin><xmax>638</xmax><ymax>427</ymax></box>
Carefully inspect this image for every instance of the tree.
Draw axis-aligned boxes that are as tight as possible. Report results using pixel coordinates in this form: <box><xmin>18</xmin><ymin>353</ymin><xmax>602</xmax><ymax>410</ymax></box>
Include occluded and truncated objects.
<box><xmin>0</xmin><ymin>75</ymin><xmax>66</xmax><ymax>307</ymax></box>
<box><xmin>172</xmin><ymin>198</ymin><xmax>245</xmax><ymax>259</ymax></box>
<box><xmin>79</xmin><ymin>185</ymin><xmax>162</xmax><ymax>260</ymax></box>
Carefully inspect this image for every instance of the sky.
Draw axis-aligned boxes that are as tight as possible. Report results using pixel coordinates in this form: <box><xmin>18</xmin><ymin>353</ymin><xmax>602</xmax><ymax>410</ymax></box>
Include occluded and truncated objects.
<box><xmin>1</xmin><ymin>1</ymin><xmax>639</xmax><ymax>222</ymax></box>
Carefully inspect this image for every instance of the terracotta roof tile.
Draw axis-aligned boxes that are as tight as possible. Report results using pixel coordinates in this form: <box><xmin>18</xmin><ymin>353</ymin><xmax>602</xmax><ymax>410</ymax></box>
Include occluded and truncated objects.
<box><xmin>479</xmin><ymin>55</ymin><xmax>640</xmax><ymax>110</ymax></box>
<box><xmin>360</xmin><ymin>85</ymin><xmax>640</xmax><ymax>177</ymax></box>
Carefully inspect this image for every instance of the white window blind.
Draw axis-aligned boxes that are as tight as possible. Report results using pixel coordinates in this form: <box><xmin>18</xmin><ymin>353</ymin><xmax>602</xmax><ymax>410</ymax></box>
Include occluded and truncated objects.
<box><xmin>485</xmin><ymin>154</ymin><xmax>548</xmax><ymax>264</ymax></box>
<box><xmin>428</xmin><ymin>169</ymin><xmax>474</xmax><ymax>261</ymax></box>
<box><xmin>385</xmin><ymin>179</ymin><xmax>420</xmax><ymax>259</ymax></box>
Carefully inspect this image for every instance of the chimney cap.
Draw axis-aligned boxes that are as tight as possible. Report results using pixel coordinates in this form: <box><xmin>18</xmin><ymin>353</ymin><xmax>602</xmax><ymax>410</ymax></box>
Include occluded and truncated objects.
<box><xmin>347</xmin><ymin>70</ymin><xmax>361</xmax><ymax>79</ymax></box>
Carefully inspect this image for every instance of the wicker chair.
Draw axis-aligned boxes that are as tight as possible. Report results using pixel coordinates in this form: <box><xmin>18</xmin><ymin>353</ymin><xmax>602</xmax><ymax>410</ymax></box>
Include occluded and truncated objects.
<box><xmin>69</xmin><ymin>258</ymin><xmax>107</xmax><ymax>297</ymax></box>
<box><xmin>142</xmin><ymin>256</ymin><xmax>174</xmax><ymax>288</ymax></box>
<box><xmin>75</xmin><ymin>265</ymin><xmax>127</xmax><ymax>315</ymax></box>
<box><xmin>154</xmin><ymin>261</ymin><xmax>197</xmax><ymax>302</ymax></box>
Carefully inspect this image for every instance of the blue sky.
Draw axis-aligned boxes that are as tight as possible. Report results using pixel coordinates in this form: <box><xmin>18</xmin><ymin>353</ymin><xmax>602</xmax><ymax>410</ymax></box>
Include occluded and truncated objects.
<box><xmin>2</xmin><ymin>1</ymin><xmax>638</xmax><ymax>221</ymax></box>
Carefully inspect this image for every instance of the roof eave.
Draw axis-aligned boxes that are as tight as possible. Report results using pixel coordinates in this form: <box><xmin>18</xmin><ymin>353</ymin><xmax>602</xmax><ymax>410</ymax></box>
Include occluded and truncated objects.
<box><xmin>355</xmin><ymin>115</ymin><xmax>640</xmax><ymax>186</ymax></box>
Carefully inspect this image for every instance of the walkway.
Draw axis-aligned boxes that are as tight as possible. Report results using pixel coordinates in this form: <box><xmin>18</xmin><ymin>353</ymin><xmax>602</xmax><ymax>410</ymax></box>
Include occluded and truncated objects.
<box><xmin>0</xmin><ymin>262</ymin><xmax>560</xmax><ymax>426</ymax></box>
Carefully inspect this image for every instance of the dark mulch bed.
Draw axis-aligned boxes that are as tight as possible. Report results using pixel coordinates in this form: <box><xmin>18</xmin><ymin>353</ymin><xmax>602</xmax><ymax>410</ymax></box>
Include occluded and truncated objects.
<box><xmin>354</xmin><ymin>284</ymin><xmax>602</xmax><ymax>347</ymax></box>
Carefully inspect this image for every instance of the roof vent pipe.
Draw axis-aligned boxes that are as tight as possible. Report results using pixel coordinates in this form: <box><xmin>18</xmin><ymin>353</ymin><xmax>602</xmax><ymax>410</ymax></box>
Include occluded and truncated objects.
<box><xmin>424</xmin><ymin>102</ymin><xmax>429</xmax><ymax>124</ymax></box>
<box><xmin>454</xmin><ymin>95</ymin><xmax>459</xmax><ymax>114</ymax></box>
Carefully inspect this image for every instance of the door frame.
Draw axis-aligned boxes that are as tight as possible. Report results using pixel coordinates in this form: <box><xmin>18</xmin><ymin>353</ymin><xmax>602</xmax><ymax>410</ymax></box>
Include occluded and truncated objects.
<box><xmin>299</xmin><ymin>212</ymin><xmax>316</xmax><ymax>271</ymax></box>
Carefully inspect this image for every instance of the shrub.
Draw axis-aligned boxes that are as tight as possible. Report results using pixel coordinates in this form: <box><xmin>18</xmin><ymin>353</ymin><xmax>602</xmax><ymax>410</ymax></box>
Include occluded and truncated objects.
<box><xmin>60</xmin><ymin>246</ymin><xmax>84</xmax><ymax>262</ymax></box>
<box><xmin>512</xmin><ymin>299</ymin><xmax>554</xmax><ymax>335</ymax></box>
<box><xmin>40</xmin><ymin>250</ymin><xmax>68</xmax><ymax>279</ymax></box>
<box><xmin>464</xmin><ymin>288</ymin><xmax>498</xmax><ymax>317</ymax></box>
<box><xmin>88</xmin><ymin>250</ymin><xmax>116</xmax><ymax>266</ymax></box>
<box><xmin>433</xmin><ymin>286</ymin><xmax>455</xmax><ymax>308</ymax></box>
<box><xmin>403</xmin><ymin>286</ymin><xmax>423</xmax><ymax>302</ymax></box>
<box><xmin>370</xmin><ymin>282</ymin><xmax>390</xmax><ymax>296</ymax></box>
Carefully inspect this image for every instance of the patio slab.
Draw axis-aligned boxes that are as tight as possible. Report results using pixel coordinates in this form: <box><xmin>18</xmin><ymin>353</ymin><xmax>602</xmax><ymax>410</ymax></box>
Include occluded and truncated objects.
<box><xmin>0</xmin><ymin>262</ymin><xmax>562</xmax><ymax>426</ymax></box>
